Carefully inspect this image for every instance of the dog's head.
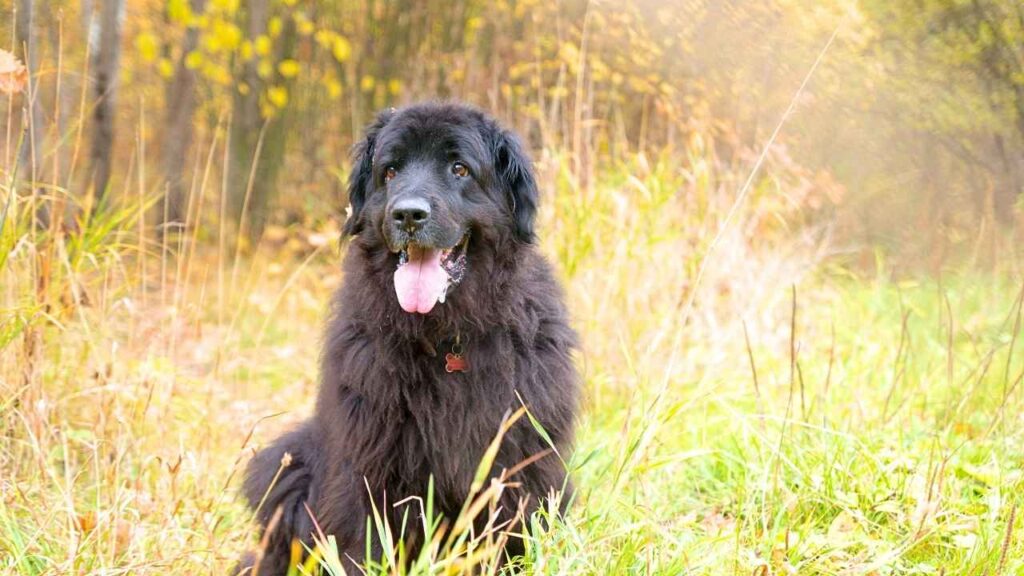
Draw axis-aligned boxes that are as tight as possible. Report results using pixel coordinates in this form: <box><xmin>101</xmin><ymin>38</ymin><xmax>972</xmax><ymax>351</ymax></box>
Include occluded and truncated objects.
<box><xmin>342</xmin><ymin>103</ymin><xmax>539</xmax><ymax>315</ymax></box>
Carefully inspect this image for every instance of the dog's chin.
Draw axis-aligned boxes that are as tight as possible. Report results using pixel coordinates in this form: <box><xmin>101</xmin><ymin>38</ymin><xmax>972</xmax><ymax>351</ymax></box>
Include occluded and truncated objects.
<box><xmin>390</xmin><ymin>233</ymin><xmax>469</xmax><ymax>315</ymax></box>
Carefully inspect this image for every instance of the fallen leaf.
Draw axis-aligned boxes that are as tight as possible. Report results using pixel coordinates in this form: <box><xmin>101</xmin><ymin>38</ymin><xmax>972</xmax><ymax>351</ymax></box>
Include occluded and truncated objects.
<box><xmin>700</xmin><ymin>509</ymin><xmax>735</xmax><ymax>534</ymax></box>
<box><xmin>0</xmin><ymin>49</ymin><xmax>28</xmax><ymax>95</ymax></box>
<box><xmin>75</xmin><ymin>512</ymin><xmax>97</xmax><ymax>533</ymax></box>
<box><xmin>827</xmin><ymin>509</ymin><xmax>860</xmax><ymax>545</ymax></box>
<box><xmin>951</xmin><ymin>532</ymin><xmax>977</xmax><ymax>549</ymax></box>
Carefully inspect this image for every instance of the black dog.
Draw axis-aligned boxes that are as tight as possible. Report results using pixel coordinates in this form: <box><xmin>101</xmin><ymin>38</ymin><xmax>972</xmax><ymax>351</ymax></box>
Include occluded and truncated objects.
<box><xmin>238</xmin><ymin>102</ymin><xmax>579</xmax><ymax>574</ymax></box>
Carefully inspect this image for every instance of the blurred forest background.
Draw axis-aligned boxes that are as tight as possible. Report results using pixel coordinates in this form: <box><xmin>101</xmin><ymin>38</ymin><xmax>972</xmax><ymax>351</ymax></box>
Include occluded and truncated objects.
<box><xmin>2</xmin><ymin>0</ymin><xmax>1023</xmax><ymax>268</ymax></box>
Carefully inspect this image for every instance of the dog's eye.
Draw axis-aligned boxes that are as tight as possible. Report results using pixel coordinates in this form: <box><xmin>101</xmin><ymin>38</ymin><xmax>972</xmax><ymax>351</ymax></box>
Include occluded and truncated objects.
<box><xmin>451</xmin><ymin>162</ymin><xmax>469</xmax><ymax>178</ymax></box>
<box><xmin>384</xmin><ymin>166</ymin><xmax>397</xmax><ymax>183</ymax></box>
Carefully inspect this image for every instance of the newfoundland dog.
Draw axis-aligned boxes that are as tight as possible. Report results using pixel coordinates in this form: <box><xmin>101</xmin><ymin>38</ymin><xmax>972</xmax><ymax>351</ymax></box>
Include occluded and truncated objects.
<box><xmin>237</xmin><ymin>102</ymin><xmax>579</xmax><ymax>574</ymax></box>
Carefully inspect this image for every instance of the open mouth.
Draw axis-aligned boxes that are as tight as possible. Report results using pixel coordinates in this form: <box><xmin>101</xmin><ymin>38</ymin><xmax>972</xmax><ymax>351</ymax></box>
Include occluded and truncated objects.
<box><xmin>393</xmin><ymin>233</ymin><xmax>469</xmax><ymax>314</ymax></box>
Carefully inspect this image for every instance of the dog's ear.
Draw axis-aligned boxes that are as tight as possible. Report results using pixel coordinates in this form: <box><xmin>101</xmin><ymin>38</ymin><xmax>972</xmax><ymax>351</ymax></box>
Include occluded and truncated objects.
<box><xmin>491</xmin><ymin>129</ymin><xmax>539</xmax><ymax>243</ymax></box>
<box><xmin>343</xmin><ymin>110</ymin><xmax>394</xmax><ymax>236</ymax></box>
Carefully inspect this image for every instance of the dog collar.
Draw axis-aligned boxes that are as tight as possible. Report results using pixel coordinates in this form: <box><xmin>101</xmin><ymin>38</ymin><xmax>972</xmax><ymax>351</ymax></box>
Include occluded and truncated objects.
<box><xmin>414</xmin><ymin>332</ymin><xmax>468</xmax><ymax>373</ymax></box>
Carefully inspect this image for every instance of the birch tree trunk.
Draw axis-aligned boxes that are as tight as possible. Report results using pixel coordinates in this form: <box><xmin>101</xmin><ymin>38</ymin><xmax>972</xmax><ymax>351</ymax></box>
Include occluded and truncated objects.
<box><xmin>161</xmin><ymin>0</ymin><xmax>206</xmax><ymax>230</ymax></box>
<box><xmin>228</xmin><ymin>0</ymin><xmax>295</xmax><ymax>242</ymax></box>
<box><xmin>89</xmin><ymin>0</ymin><xmax>124</xmax><ymax>201</ymax></box>
<box><xmin>227</xmin><ymin>0</ymin><xmax>269</xmax><ymax>241</ymax></box>
<box><xmin>15</xmin><ymin>0</ymin><xmax>46</xmax><ymax>225</ymax></box>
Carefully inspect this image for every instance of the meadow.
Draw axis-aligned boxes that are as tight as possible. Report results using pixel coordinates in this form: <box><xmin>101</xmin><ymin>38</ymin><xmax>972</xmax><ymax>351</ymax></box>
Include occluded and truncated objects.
<box><xmin>3</xmin><ymin>0</ymin><xmax>1024</xmax><ymax>572</ymax></box>
<box><xmin>2</xmin><ymin>143</ymin><xmax>1022</xmax><ymax>574</ymax></box>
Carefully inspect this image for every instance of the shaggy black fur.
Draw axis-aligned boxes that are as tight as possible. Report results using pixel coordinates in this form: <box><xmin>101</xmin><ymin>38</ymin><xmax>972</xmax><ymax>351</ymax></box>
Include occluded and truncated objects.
<box><xmin>237</xmin><ymin>102</ymin><xmax>579</xmax><ymax>574</ymax></box>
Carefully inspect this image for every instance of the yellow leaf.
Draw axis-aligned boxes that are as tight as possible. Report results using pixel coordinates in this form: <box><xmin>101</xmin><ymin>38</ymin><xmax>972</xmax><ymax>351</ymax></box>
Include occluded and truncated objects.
<box><xmin>278</xmin><ymin>59</ymin><xmax>300</xmax><ymax>78</ymax></box>
<box><xmin>257</xmin><ymin>59</ymin><xmax>273</xmax><ymax>80</ymax></box>
<box><xmin>184</xmin><ymin>51</ymin><xmax>203</xmax><ymax>70</ymax></box>
<box><xmin>267</xmin><ymin>86</ymin><xmax>288</xmax><ymax>109</ymax></box>
<box><xmin>135</xmin><ymin>32</ymin><xmax>159</xmax><ymax>63</ymax></box>
<box><xmin>168</xmin><ymin>0</ymin><xmax>191</xmax><ymax>24</ymax></box>
<box><xmin>205</xmin><ymin>35</ymin><xmax>222</xmax><ymax>53</ymax></box>
<box><xmin>332</xmin><ymin>37</ymin><xmax>352</xmax><ymax>63</ymax></box>
<box><xmin>387</xmin><ymin>79</ymin><xmax>402</xmax><ymax>95</ymax></box>
<box><xmin>314</xmin><ymin>30</ymin><xmax>334</xmax><ymax>49</ymax></box>
<box><xmin>203</xmin><ymin>62</ymin><xmax>231</xmax><ymax>85</ymax></box>
<box><xmin>296</xmin><ymin>16</ymin><xmax>315</xmax><ymax>36</ymax></box>
<box><xmin>255</xmin><ymin>35</ymin><xmax>272</xmax><ymax>57</ymax></box>
<box><xmin>360</xmin><ymin>75</ymin><xmax>375</xmax><ymax>92</ymax></box>
<box><xmin>324</xmin><ymin>77</ymin><xmax>342</xmax><ymax>99</ymax></box>
<box><xmin>268</xmin><ymin>17</ymin><xmax>283</xmax><ymax>38</ymax></box>
<box><xmin>211</xmin><ymin>0</ymin><xmax>239</xmax><ymax>12</ymax></box>
<box><xmin>211</xmin><ymin>21</ymin><xmax>242</xmax><ymax>52</ymax></box>
<box><xmin>158</xmin><ymin>58</ymin><xmax>174</xmax><ymax>79</ymax></box>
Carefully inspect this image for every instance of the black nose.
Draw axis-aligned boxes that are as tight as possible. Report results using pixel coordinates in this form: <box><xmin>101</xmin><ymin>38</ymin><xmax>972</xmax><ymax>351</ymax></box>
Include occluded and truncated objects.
<box><xmin>391</xmin><ymin>197</ymin><xmax>431</xmax><ymax>231</ymax></box>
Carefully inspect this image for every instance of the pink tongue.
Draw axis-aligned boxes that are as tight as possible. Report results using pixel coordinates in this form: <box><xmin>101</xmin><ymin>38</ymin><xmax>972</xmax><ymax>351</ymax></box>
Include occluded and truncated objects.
<box><xmin>394</xmin><ymin>246</ymin><xmax>449</xmax><ymax>314</ymax></box>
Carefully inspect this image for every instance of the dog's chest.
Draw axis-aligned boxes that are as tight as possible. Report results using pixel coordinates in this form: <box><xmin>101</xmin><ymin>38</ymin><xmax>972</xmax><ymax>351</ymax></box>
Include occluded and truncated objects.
<box><xmin>389</xmin><ymin>367</ymin><xmax>511</xmax><ymax>501</ymax></box>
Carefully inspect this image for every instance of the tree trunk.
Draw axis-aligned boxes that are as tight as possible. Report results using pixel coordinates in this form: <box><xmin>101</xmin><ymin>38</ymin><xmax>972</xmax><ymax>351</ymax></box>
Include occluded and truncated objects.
<box><xmin>228</xmin><ymin>0</ymin><xmax>269</xmax><ymax>241</ymax></box>
<box><xmin>228</xmin><ymin>0</ymin><xmax>295</xmax><ymax>242</ymax></box>
<box><xmin>15</xmin><ymin>0</ymin><xmax>46</xmax><ymax>225</ymax></box>
<box><xmin>161</xmin><ymin>0</ymin><xmax>206</xmax><ymax>230</ymax></box>
<box><xmin>89</xmin><ymin>0</ymin><xmax>124</xmax><ymax>201</ymax></box>
<box><xmin>47</xmin><ymin>1</ymin><xmax>74</xmax><ymax>188</ymax></box>
<box><xmin>993</xmin><ymin>133</ymin><xmax>1022</xmax><ymax>225</ymax></box>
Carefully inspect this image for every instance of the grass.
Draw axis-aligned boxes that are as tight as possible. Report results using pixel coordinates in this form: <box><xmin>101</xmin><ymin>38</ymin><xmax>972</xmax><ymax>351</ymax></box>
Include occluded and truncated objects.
<box><xmin>2</xmin><ymin>131</ymin><xmax>1024</xmax><ymax>575</ymax></box>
